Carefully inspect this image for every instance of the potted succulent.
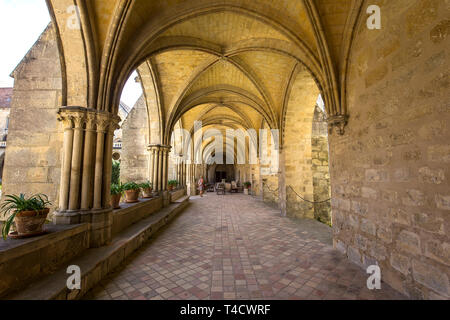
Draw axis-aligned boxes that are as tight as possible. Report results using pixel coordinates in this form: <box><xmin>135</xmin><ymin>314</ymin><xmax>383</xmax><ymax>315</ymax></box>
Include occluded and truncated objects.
<box><xmin>122</xmin><ymin>182</ymin><xmax>140</xmax><ymax>203</ymax></box>
<box><xmin>168</xmin><ymin>180</ymin><xmax>178</xmax><ymax>191</ymax></box>
<box><xmin>243</xmin><ymin>182</ymin><xmax>252</xmax><ymax>195</ymax></box>
<box><xmin>110</xmin><ymin>183</ymin><xmax>124</xmax><ymax>209</ymax></box>
<box><xmin>140</xmin><ymin>181</ymin><xmax>153</xmax><ymax>198</ymax></box>
<box><xmin>1</xmin><ymin>193</ymin><xmax>52</xmax><ymax>239</ymax></box>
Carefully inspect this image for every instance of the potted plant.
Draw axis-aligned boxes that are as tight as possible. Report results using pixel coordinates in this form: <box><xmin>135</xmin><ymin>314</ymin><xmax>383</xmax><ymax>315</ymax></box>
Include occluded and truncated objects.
<box><xmin>111</xmin><ymin>183</ymin><xmax>124</xmax><ymax>209</ymax></box>
<box><xmin>1</xmin><ymin>193</ymin><xmax>52</xmax><ymax>239</ymax></box>
<box><xmin>123</xmin><ymin>182</ymin><xmax>140</xmax><ymax>203</ymax></box>
<box><xmin>140</xmin><ymin>181</ymin><xmax>153</xmax><ymax>198</ymax></box>
<box><xmin>243</xmin><ymin>182</ymin><xmax>252</xmax><ymax>195</ymax></box>
<box><xmin>168</xmin><ymin>180</ymin><xmax>178</xmax><ymax>191</ymax></box>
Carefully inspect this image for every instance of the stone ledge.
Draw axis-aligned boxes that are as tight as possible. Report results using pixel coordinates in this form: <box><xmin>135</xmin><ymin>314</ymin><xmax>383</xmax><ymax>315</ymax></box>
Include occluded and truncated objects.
<box><xmin>112</xmin><ymin>196</ymin><xmax>163</xmax><ymax>236</ymax></box>
<box><xmin>0</xmin><ymin>224</ymin><xmax>90</xmax><ymax>298</ymax></box>
<box><xmin>5</xmin><ymin>196</ymin><xmax>189</xmax><ymax>300</ymax></box>
<box><xmin>170</xmin><ymin>188</ymin><xmax>186</xmax><ymax>202</ymax></box>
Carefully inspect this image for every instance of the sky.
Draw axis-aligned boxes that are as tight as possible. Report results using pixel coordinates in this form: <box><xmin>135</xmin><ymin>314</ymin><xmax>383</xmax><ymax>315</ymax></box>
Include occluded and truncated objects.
<box><xmin>0</xmin><ymin>0</ymin><xmax>141</xmax><ymax>107</ymax></box>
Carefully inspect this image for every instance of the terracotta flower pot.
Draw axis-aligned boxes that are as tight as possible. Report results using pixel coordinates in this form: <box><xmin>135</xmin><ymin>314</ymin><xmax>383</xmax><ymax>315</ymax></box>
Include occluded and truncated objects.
<box><xmin>142</xmin><ymin>188</ymin><xmax>153</xmax><ymax>198</ymax></box>
<box><xmin>14</xmin><ymin>208</ymin><xmax>49</xmax><ymax>237</ymax></box>
<box><xmin>124</xmin><ymin>189</ymin><xmax>140</xmax><ymax>203</ymax></box>
<box><xmin>111</xmin><ymin>193</ymin><xmax>122</xmax><ymax>209</ymax></box>
<box><xmin>168</xmin><ymin>185</ymin><xmax>174</xmax><ymax>191</ymax></box>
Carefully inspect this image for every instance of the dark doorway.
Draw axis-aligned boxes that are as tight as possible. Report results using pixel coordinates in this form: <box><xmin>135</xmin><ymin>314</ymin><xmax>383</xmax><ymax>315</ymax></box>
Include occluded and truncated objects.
<box><xmin>215</xmin><ymin>171</ymin><xmax>227</xmax><ymax>182</ymax></box>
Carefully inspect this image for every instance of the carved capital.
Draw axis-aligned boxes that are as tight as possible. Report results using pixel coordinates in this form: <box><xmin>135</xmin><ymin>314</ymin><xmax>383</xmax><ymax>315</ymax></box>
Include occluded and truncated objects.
<box><xmin>84</xmin><ymin>112</ymin><xmax>97</xmax><ymax>131</ymax></box>
<box><xmin>95</xmin><ymin>114</ymin><xmax>110</xmax><ymax>133</ymax></box>
<box><xmin>57</xmin><ymin>112</ymin><xmax>74</xmax><ymax>129</ymax></box>
<box><xmin>327</xmin><ymin>114</ymin><xmax>349</xmax><ymax>135</ymax></box>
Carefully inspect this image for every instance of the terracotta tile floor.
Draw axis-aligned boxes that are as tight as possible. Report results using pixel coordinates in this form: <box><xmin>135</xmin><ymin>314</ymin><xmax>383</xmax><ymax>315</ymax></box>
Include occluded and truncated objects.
<box><xmin>83</xmin><ymin>193</ymin><xmax>407</xmax><ymax>300</ymax></box>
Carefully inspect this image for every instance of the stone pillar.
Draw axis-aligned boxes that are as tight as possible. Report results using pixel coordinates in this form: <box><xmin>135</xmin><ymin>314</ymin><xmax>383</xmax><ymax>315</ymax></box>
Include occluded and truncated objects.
<box><xmin>58</xmin><ymin>112</ymin><xmax>74</xmax><ymax>214</ymax></box>
<box><xmin>54</xmin><ymin>107</ymin><xmax>120</xmax><ymax>248</ymax></box>
<box><xmin>160</xmin><ymin>145</ymin><xmax>171</xmax><ymax>206</ymax></box>
<box><xmin>150</xmin><ymin>146</ymin><xmax>158</xmax><ymax>192</ymax></box>
<box><xmin>80</xmin><ymin>113</ymin><xmax>96</xmax><ymax>211</ymax></box>
<box><xmin>176</xmin><ymin>156</ymin><xmax>181</xmax><ymax>187</ymax></box>
<box><xmin>278</xmin><ymin>148</ymin><xmax>287</xmax><ymax>217</ymax></box>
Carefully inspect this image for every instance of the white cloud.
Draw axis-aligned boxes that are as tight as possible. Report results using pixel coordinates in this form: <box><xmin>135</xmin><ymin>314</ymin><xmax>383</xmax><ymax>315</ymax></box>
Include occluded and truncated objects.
<box><xmin>0</xmin><ymin>0</ymin><xmax>50</xmax><ymax>87</ymax></box>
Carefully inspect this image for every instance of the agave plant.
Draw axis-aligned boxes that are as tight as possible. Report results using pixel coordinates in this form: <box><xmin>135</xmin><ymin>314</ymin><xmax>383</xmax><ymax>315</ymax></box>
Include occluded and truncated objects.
<box><xmin>1</xmin><ymin>193</ymin><xmax>52</xmax><ymax>240</ymax></box>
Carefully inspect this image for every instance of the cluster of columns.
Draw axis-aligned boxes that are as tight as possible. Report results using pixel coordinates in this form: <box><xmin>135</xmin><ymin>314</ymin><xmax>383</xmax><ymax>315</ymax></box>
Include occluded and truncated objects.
<box><xmin>54</xmin><ymin>107</ymin><xmax>120</xmax><ymax>247</ymax></box>
<box><xmin>148</xmin><ymin>144</ymin><xmax>171</xmax><ymax>192</ymax></box>
<box><xmin>175</xmin><ymin>154</ymin><xmax>187</xmax><ymax>187</ymax></box>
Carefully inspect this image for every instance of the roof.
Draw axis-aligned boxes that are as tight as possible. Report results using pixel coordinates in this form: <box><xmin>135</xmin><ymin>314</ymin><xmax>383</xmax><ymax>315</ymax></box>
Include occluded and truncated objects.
<box><xmin>0</xmin><ymin>88</ymin><xmax>13</xmax><ymax>108</ymax></box>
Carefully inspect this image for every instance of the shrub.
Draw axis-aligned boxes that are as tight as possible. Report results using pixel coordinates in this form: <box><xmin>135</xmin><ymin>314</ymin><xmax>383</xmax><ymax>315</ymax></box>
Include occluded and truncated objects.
<box><xmin>122</xmin><ymin>182</ymin><xmax>140</xmax><ymax>191</ymax></box>
<box><xmin>111</xmin><ymin>160</ymin><xmax>120</xmax><ymax>185</ymax></box>
<box><xmin>139</xmin><ymin>181</ymin><xmax>152</xmax><ymax>189</ymax></box>
<box><xmin>111</xmin><ymin>183</ymin><xmax>124</xmax><ymax>196</ymax></box>
<box><xmin>243</xmin><ymin>181</ymin><xmax>252</xmax><ymax>188</ymax></box>
<box><xmin>168</xmin><ymin>180</ymin><xmax>178</xmax><ymax>187</ymax></box>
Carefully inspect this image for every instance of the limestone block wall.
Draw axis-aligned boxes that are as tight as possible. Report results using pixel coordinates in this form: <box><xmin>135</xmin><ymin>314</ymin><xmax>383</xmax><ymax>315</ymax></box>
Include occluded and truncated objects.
<box><xmin>120</xmin><ymin>95</ymin><xmax>149</xmax><ymax>183</ymax></box>
<box><xmin>284</xmin><ymin>70</ymin><xmax>320</xmax><ymax>219</ymax></box>
<box><xmin>2</xmin><ymin>24</ymin><xmax>63</xmax><ymax>214</ymax></box>
<box><xmin>330</xmin><ymin>0</ymin><xmax>449</xmax><ymax>299</ymax></box>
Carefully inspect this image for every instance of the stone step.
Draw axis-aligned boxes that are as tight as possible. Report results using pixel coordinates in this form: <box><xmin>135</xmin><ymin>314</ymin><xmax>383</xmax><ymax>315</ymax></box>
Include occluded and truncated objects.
<box><xmin>7</xmin><ymin>197</ymin><xmax>189</xmax><ymax>300</ymax></box>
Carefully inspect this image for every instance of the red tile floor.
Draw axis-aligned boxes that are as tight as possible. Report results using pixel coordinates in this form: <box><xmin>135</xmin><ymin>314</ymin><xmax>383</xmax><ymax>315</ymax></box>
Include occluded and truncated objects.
<box><xmin>83</xmin><ymin>193</ymin><xmax>407</xmax><ymax>300</ymax></box>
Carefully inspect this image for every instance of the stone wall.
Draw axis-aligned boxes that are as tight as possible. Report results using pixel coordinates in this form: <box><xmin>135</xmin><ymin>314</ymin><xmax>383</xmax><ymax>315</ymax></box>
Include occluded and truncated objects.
<box><xmin>2</xmin><ymin>24</ymin><xmax>63</xmax><ymax>214</ymax></box>
<box><xmin>330</xmin><ymin>0</ymin><xmax>449</xmax><ymax>299</ymax></box>
<box><xmin>120</xmin><ymin>95</ymin><xmax>149</xmax><ymax>183</ymax></box>
<box><xmin>311</xmin><ymin>106</ymin><xmax>331</xmax><ymax>225</ymax></box>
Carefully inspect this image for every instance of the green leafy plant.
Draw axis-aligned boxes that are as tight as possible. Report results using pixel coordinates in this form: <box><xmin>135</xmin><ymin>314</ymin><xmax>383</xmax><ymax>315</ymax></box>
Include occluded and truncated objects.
<box><xmin>122</xmin><ymin>182</ymin><xmax>140</xmax><ymax>191</ymax></box>
<box><xmin>111</xmin><ymin>160</ymin><xmax>120</xmax><ymax>185</ymax></box>
<box><xmin>139</xmin><ymin>181</ymin><xmax>152</xmax><ymax>189</ymax></box>
<box><xmin>243</xmin><ymin>181</ymin><xmax>252</xmax><ymax>188</ymax></box>
<box><xmin>111</xmin><ymin>183</ymin><xmax>124</xmax><ymax>196</ymax></box>
<box><xmin>168</xmin><ymin>180</ymin><xmax>178</xmax><ymax>187</ymax></box>
<box><xmin>1</xmin><ymin>193</ymin><xmax>52</xmax><ymax>240</ymax></box>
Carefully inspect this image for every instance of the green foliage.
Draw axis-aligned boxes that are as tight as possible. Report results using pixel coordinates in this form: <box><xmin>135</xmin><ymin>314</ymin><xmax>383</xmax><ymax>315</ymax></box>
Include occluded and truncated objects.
<box><xmin>139</xmin><ymin>181</ymin><xmax>152</xmax><ymax>189</ymax></box>
<box><xmin>168</xmin><ymin>180</ymin><xmax>178</xmax><ymax>187</ymax></box>
<box><xmin>0</xmin><ymin>193</ymin><xmax>52</xmax><ymax>240</ymax></box>
<box><xmin>243</xmin><ymin>181</ymin><xmax>252</xmax><ymax>188</ymax></box>
<box><xmin>111</xmin><ymin>183</ymin><xmax>124</xmax><ymax>196</ymax></box>
<box><xmin>122</xmin><ymin>182</ymin><xmax>140</xmax><ymax>191</ymax></box>
<box><xmin>111</xmin><ymin>160</ymin><xmax>120</xmax><ymax>185</ymax></box>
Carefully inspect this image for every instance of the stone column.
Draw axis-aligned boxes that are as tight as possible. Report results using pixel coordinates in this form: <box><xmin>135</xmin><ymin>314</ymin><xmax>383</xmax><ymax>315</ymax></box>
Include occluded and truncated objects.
<box><xmin>57</xmin><ymin>111</ymin><xmax>74</xmax><ymax>213</ymax></box>
<box><xmin>93</xmin><ymin>114</ymin><xmax>108</xmax><ymax>210</ymax></box>
<box><xmin>176</xmin><ymin>155</ymin><xmax>181</xmax><ymax>185</ymax></box>
<box><xmin>68</xmin><ymin>111</ymin><xmax>85</xmax><ymax>215</ymax></box>
<box><xmin>158</xmin><ymin>146</ymin><xmax>164</xmax><ymax>192</ymax></box>
<box><xmin>160</xmin><ymin>145</ymin><xmax>171</xmax><ymax>206</ymax></box>
<box><xmin>278</xmin><ymin>148</ymin><xmax>287</xmax><ymax>217</ymax></box>
<box><xmin>151</xmin><ymin>146</ymin><xmax>158</xmax><ymax>191</ymax></box>
<box><xmin>81</xmin><ymin>112</ymin><xmax>96</xmax><ymax>211</ymax></box>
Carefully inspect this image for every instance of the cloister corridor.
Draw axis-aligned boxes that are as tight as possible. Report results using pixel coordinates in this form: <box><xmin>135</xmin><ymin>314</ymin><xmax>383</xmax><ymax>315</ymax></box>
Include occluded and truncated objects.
<box><xmin>84</xmin><ymin>194</ymin><xmax>405</xmax><ymax>300</ymax></box>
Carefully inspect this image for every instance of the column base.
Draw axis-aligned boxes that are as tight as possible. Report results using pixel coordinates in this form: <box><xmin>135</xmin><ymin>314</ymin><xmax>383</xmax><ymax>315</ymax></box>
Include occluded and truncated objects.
<box><xmin>53</xmin><ymin>208</ymin><xmax>112</xmax><ymax>248</ymax></box>
<box><xmin>162</xmin><ymin>191</ymin><xmax>170</xmax><ymax>207</ymax></box>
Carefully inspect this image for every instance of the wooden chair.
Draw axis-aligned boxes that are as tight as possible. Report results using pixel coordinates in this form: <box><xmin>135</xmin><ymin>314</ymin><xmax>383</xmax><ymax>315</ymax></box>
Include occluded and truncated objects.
<box><xmin>230</xmin><ymin>181</ymin><xmax>239</xmax><ymax>193</ymax></box>
<box><xmin>216</xmin><ymin>182</ymin><xmax>225</xmax><ymax>195</ymax></box>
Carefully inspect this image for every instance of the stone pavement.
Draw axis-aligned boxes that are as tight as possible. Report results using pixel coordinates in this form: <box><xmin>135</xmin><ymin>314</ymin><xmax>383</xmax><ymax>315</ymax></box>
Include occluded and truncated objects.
<box><xmin>83</xmin><ymin>193</ymin><xmax>406</xmax><ymax>300</ymax></box>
